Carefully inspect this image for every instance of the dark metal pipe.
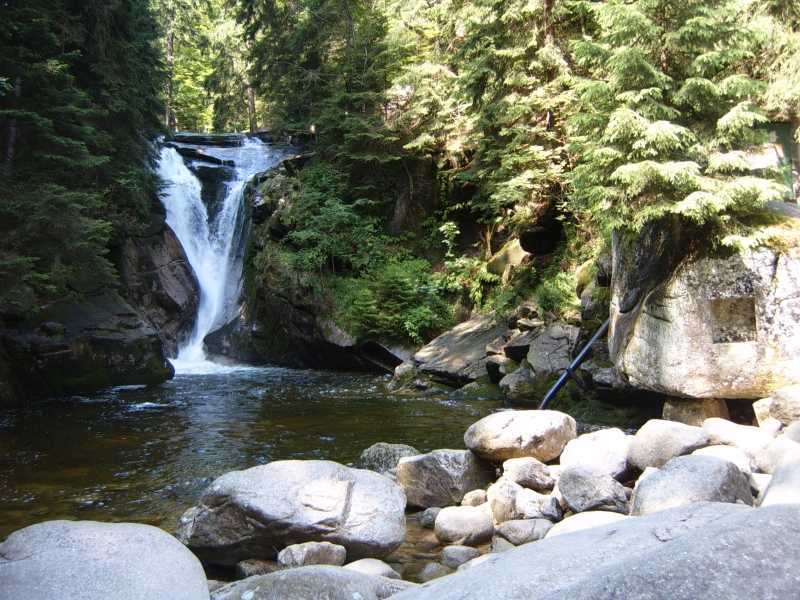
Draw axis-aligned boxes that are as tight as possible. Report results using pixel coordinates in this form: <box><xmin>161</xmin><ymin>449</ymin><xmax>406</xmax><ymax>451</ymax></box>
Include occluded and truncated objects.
<box><xmin>538</xmin><ymin>317</ymin><xmax>611</xmax><ymax>410</ymax></box>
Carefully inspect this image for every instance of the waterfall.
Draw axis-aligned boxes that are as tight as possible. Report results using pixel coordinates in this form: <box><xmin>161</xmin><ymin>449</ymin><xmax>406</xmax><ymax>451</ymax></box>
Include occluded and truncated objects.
<box><xmin>156</xmin><ymin>137</ymin><xmax>282</xmax><ymax>373</ymax></box>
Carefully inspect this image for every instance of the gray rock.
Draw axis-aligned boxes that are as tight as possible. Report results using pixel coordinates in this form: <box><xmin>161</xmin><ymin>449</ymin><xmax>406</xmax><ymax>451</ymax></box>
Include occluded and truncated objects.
<box><xmin>486</xmin><ymin>355</ymin><xmax>518</xmax><ymax>384</ymax></box>
<box><xmin>440</xmin><ymin>545</ymin><xmax>481</xmax><ymax>569</ymax></box>
<box><xmin>559</xmin><ymin>428</ymin><xmax>631</xmax><ymax>480</ymax></box>
<box><xmin>502</xmin><ymin>330</ymin><xmax>538</xmax><ymax>362</ymax></box>
<box><xmin>545</xmin><ymin>511</ymin><xmax>629</xmax><ymax>538</ymax></box>
<box><xmin>628</xmin><ymin>419</ymin><xmax>709</xmax><ymax>470</ymax></box>
<box><xmin>434</xmin><ymin>505</ymin><xmax>494</xmax><ymax>546</ymax></box>
<box><xmin>490</xmin><ymin>536</ymin><xmax>516</xmax><ymax>553</ymax></box>
<box><xmin>211</xmin><ymin>565</ymin><xmax>416</xmax><ymax>600</ymax></box>
<box><xmin>461</xmin><ymin>489</ymin><xmax>488</xmax><ymax>506</ymax></box>
<box><xmin>502</xmin><ymin>457</ymin><xmax>554</xmax><ymax>491</ymax></box>
<box><xmin>753</xmin><ymin>385</ymin><xmax>800</xmax><ymax>425</ymax></box>
<box><xmin>465</xmin><ymin>410</ymin><xmax>576</xmax><ymax>463</ymax></box>
<box><xmin>235</xmin><ymin>560</ymin><xmax>282</xmax><ymax>578</ymax></box>
<box><xmin>419</xmin><ymin>507</ymin><xmax>442</xmax><ymax>529</ymax></box>
<box><xmin>0</xmin><ymin>520</ymin><xmax>209</xmax><ymax>600</ymax></box>
<box><xmin>631</xmin><ymin>455</ymin><xmax>753</xmax><ymax>516</ymax></box>
<box><xmin>558</xmin><ymin>467</ymin><xmax>628</xmax><ymax>514</ymax></box>
<box><xmin>498</xmin><ymin>363</ymin><xmax>540</xmax><ymax>402</ymax></box>
<box><xmin>356</xmin><ymin>443</ymin><xmax>420</xmax><ymax>473</ymax></box>
<box><xmin>392</xmin><ymin>503</ymin><xmax>800</xmax><ymax>600</ymax></box>
<box><xmin>456</xmin><ymin>554</ymin><xmax>495</xmax><ymax>571</ymax></box>
<box><xmin>277</xmin><ymin>541</ymin><xmax>347</xmax><ymax>568</ymax></box>
<box><xmin>753</xmin><ymin>436</ymin><xmax>800</xmax><ymax>473</ymax></box>
<box><xmin>702</xmin><ymin>417</ymin><xmax>774</xmax><ymax>460</ymax></box>
<box><xmin>344</xmin><ymin>558</ymin><xmax>401</xmax><ymax>580</ymax></box>
<box><xmin>759</xmin><ymin>460</ymin><xmax>800</xmax><ymax>506</ymax></box>
<box><xmin>525</xmin><ymin>323</ymin><xmax>580</xmax><ymax>379</ymax></box>
<box><xmin>691</xmin><ymin>445</ymin><xmax>752</xmax><ymax>475</ymax></box>
<box><xmin>418</xmin><ymin>563</ymin><xmax>454</xmax><ymax>583</ymax></box>
<box><xmin>176</xmin><ymin>460</ymin><xmax>406</xmax><ymax>565</ymax></box>
<box><xmin>396</xmin><ymin>449</ymin><xmax>494</xmax><ymax>508</ymax></box>
<box><xmin>495</xmin><ymin>519</ymin><xmax>553</xmax><ymax>545</ymax></box>
<box><xmin>515</xmin><ymin>488</ymin><xmax>562</xmax><ymax>521</ymax></box>
<box><xmin>749</xmin><ymin>473</ymin><xmax>772</xmax><ymax>497</ymax></box>
<box><xmin>609</xmin><ymin>212</ymin><xmax>800</xmax><ymax>399</ymax></box>
<box><xmin>785</xmin><ymin>421</ymin><xmax>800</xmax><ymax>443</ymax></box>
<box><xmin>414</xmin><ymin>315</ymin><xmax>508</xmax><ymax>384</ymax></box>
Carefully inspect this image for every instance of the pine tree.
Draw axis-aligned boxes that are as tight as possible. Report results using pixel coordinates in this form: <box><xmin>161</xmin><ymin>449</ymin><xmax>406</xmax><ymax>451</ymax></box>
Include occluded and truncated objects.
<box><xmin>568</xmin><ymin>0</ymin><xmax>788</xmax><ymax>244</ymax></box>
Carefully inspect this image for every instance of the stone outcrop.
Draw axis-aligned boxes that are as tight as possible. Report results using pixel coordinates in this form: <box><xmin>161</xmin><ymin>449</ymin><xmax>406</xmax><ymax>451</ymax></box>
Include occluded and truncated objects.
<box><xmin>118</xmin><ymin>201</ymin><xmax>199</xmax><ymax>355</ymax></box>
<box><xmin>392</xmin><ymin>503</ymin><xmax>800</xmax><ymax>600</ymax></box>
<box><xmin>0</xmin><ymin>520</ymin><xmax>209</xmax><ymax>600</ymax></box>
<box><xmin>609</xmin><ymin>204</ymin><xmax>800</xmax><ymax>399</ymax></box>
<box><xmin>0</xmin><ymin>291</ymin><xmax>173</xmax><ymax>401</ymax></box>
<box><xmin>176</xmin><ymin>460</ymin><xmax>406</xmax><ymax>565</ymax></box>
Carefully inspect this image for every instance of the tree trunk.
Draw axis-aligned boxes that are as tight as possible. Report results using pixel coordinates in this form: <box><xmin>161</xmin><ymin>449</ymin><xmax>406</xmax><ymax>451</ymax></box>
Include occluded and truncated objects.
<box><xmin>247</xmin><ymin>85</ymin><xmax>257</xmax><ymax>134</ymax></box>
<box><xmin>165</xmin><ymin>28</ymin><xmax>175</xmax><ymax>131</ymax></box>
<box><xmin>543</xmin><ymin>0</ymin><xmax>555</xmax><ymax>45</ymax></box>
<box><xmin>3</xmin><ymin>77</ymin><xmax>22</xmax><ymax>177</ymax></box>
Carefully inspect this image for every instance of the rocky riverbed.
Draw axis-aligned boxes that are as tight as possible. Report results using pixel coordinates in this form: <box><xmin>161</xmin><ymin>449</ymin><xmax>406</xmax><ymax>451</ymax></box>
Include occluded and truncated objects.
<box><xmin>3</xmin><ymin>389</ymin><xmax>800</xmax><ymax>599</ymax></box>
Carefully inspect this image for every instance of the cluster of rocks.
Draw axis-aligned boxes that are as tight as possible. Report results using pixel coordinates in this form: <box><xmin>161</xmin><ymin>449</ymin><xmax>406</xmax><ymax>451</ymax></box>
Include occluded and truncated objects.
<box><xmin>5</xmin><ymin>396</ymin><xmax>800</xmax><ymax>599</ymax></box>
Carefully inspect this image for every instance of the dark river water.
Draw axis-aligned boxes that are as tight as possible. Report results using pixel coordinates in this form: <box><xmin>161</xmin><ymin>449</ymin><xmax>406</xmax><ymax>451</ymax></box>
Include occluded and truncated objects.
<box><xmin>0</xmin><ymin>366</ymin><xmax>499</xmax><ymax>541</ymax></box>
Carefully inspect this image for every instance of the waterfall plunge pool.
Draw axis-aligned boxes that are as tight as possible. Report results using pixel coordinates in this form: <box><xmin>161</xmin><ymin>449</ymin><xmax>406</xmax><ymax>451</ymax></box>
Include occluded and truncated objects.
<box><xmin>0</xmin><ymin>367</ymin><xmax>499</xmax><ymax>540</ymax></box>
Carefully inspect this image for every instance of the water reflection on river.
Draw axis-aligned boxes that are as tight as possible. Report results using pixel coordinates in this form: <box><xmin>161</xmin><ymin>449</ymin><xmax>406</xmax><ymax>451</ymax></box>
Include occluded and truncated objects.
<box><xmin>0</xmin><ymin>367</ymin><xmax>499</xmax><ymax>540</ymax></box>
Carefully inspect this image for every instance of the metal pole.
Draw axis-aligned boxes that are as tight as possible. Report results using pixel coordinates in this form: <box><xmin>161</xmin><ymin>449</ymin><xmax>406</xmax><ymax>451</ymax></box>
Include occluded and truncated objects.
<box><xmin>538</xmin><ymin>317</ymin><xmax>611</xmax><ymax>410</ymax></box>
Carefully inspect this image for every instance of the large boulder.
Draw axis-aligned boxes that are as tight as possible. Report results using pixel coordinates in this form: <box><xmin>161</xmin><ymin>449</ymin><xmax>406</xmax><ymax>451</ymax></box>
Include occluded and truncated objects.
<box><xmin>557</xmin><ymin>467</ymin><xmax>628</xmax><ymax>514</ymax></box>
<box><xmin>525</xmin><ymin>323</ymin><xmax>580</xmax><ymax>380</ymax></box>
<box><xmin>545</xmin><ymin>511</ymin><xmax>629</xmax><ymax>538</ymax></box>
<box><xmin>559</xmin><ymin>428</ymin><xmax>631</xmax><ymax>480</ymax></box>
<box><xmin>391</xmin><ymin>503</ymin><xmax>800</xmax><ymax>600</ymax></box>
<box><xmin>702</xmin><ymin>417</ymin><xmax>774</xmax><ymax>460</ymax></box>
<box><xmin>211</xmin><ymin>566</ymin><xmax>416</xmax><ymax>600</ymax></box>
<box><xmin>495</xmin><ymin>519</ymin><xmax>553</xmax><ymax>545</ymax></box>
<box><xmin>343</xmin><ymin>558</ymin><xmax>401</xmax><ymax>580</ymax></box>
<box><xmin>487</xmin><ymin>238</ymin><xmax>530</xmax><ymax>282</ymax></box>
<box><xmin>502</xmin><ymin>457</ymin><xmax>554</xmax><ymax>491</ymax></box>
<box><xmin>662</xmin><ymin>398</ymin><xmax>729</xmax><ymax>427</ymax></box>
<box><xmin>356</xmin><ymin>443</ymin><xmax>420</xmax><ymax>474</ymax></box>
<box><xmin>176</xmin><ymin>460</ymin><xmax>406</xmax><ymax>565</ymax></box>
<box><xmin>609</xmin><ymin>208</ymin><xmax>800</xmax><ymax>399</ymax></box>
<box><xmin>628</xmin><ymin>419</ymin><xmax>709</xmax><ymax>470</ymax></box>
<box><xmin>0</xmin><ymin>291</ymin><xmax>173</xmax><ymax>400</ymax></box>
<box><xmin>465</xmin><ymin>410</ymin><xmax>576</xmax><ymax>463</ymax></box>
<box><xmin>759</xmin><ymin>460</ymin><xmax>800</xmax><ymax>506</ymax></box>
<box><xmin>277</xmin><ymin>541</ymin><xmax>347</xmax><ymax>568</ymax></box>
<box><xmin>395</xmin><ymin>450</ymin><xmax>493</xmax><ymax>508</ymax></box>
<box><xmin>413</xmin><ymin>315</ymin><xmax>508</xmax><ymax>384</ymax></box>
<box><xmin>0</xmin><ymin>520</ymin><xmax>209</xmax><ymax>600</ymax></box>
<box><xmin>630</xmin><ymin>455</ymin><xmax>752</xmax><ymax>516</ymax></box>
<box><xmin>498</xmin><ymin>363</ymin><xmax>539</xmax><ymax>402</ymax></box>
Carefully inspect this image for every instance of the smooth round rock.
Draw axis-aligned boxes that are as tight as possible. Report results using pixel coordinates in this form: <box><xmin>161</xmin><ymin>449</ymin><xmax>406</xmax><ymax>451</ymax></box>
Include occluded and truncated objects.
<box><xmin>434</xmin><ymin>505</ymin><xmax>494</xmax><ymax>546</ymax></box>
<box><xmin>343</xmin><ymin>558</ymin><xmax>401</xmax><ymax>580</ymax></box>
<box><xmin>558</xmin><ymin>466</ymin><xmax>628</xmax><ymax>514</ymax></box>
<box><xmin>501</xmin><ymin>457</ymin><xmax>554</xmax><ymax>491</ymax></box>
<box><xmin>692</xmin><ymin>445</ymin><xmax>752</xmax><ymax>475</ymax></box>
<box><xmin>546</xmin><ymin>511</ymin><xmax>629</xmax><ymax>538</ymax></box>
<box><xmin>440</xmin><ymin>545</ymin><xmax>481</xmax><ymax>569</ymax></box>
<box><xmin>628</xmin><ymin>419</ymin><xmax>709</xmax><ymax>470</ymax></box>
<box><xmin>495</xmin><ymin>519</ymin><xmax>553</xmax><ymax>545</ymax></box>
<box><xmin>356</xmin><ymin>443</ymin><xmax>420</xmax><ymax>473</ymax></box>
<box><xmin>277</xmin><ymin>541</ymin><xmax>347</xmax><ymax>568</ymax></box>
<box><xmin>560</xmin><ymin>428</ymin><xmax>631</xmax><ymax>480</ymax></box>
<box><xmin>0</xmin><ymin>520</ymin><xmax>209</xmax><ymax>600</ymax></box>
<box><xmin>464</xmin><ymin>410</ymin><xmax>576</xmax><ymax>463</ymax></box>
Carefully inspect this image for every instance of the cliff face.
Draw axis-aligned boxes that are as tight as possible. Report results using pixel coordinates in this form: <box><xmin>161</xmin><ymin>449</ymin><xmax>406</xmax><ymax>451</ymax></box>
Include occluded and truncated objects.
<box><xmin>118</xmin><ymin>199</ymin><xmax>199</xmax><ymax>356</ymax></box>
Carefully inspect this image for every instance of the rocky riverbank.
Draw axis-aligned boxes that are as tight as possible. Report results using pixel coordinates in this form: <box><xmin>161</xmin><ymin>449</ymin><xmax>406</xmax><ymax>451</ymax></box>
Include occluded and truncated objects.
<box><xmin>3</xmin><ymin>396</ymin><xmax>800</xmax><ymax>599</ymax></box>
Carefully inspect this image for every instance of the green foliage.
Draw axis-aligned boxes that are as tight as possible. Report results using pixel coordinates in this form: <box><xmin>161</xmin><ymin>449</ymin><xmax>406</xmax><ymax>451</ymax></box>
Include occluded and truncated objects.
<box><xmin>0</xmin><ymin>0</ymin><xmax>163</xmax><ymax>314</ymax></box>
<box><xmin>568</xmin><ymin>0</ymin><xmax>790</xmax><ymax>243</ymax></box>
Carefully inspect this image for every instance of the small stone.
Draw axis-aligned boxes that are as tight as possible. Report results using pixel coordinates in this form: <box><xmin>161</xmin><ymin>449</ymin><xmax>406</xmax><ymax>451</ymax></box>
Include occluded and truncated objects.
<box><xmin>631</xmin><ymin>455</ymin><xmax>753</xmax><ymax>516</ymax></box>
<box><xmin>559</xmin><ymin>428</ymin><xmax>631</xmax><ymax>480</ymax></box>
<box><xmin>418</xmin><ymin>562</ymin><xmax>454</xmax><ymax>582</ymax></box>
<box><xmin>461</xmin><ymin>489</ymin><xmax>487</xmax><ymax>507</ymax></box>
<box><xmin>753</xmin><ymin>385</ymin><xmax>800</xmax><ymax>426</ymax></box>
<box><xmin>557</xmin><ymin>467</ymin><xmax>628</xmax><ymax>514</ymax></box>
<box><xmin>277</xmin><ymin>541</ymin><xmax>347</xmax><ymax>568</ymax></box>
<box><xmin>356</xmin><ymin>443</ymin><xmax>420</xmax><ymax>474</ymax></box>
<box><xmin>546</xmin><ymin>511</ymin><xmax>629</xmax><ymax>538</ymax></box>
<box><xmin>515</xmin><ymin>488</ymin><xmax>562</xmax><ymax>521</ymax></box>
<box><xmin>490</xmin><ymin>536</ymin><xmax>515</xmax><ymax>553</ymax></box>
<box><xmin>628</xmin><ymin>419</ymin><xmax>710</xmax><ymax>470</ymax></box>
<box><xmin>662</xmin><ymin>398</ymin><xmax>729</xmax><ymax>427</ymax></box>
<box><xmin>502</xmin><ymin>457</ymin><xmax>554</xmax><ymax>491</ymax></box>
<box><xmin>343</xmin><ymin>558</ymin><xmax>401</xmax><ymax>579</ymax></box>
<box><xmin>236</xmin><ymin>559</ymin><xmax>282</xmax><ymax>578</ymax></box>
<box><xmin>434</xmin><ymin>505</ymin><xmax>494</xmax><ymax>546</ymax></box>
<box><xmin>419</xmin><ymin>507</ymin><xmax>442</xmax><ymax>529</ymax></box>
<box><xmin>440</xmin><ymin>545</ymin><xmax>480</xmax><ymax>569</ymax></box>
<box><xmin>487</xmin><ymin>478</ymin><xmax>522</xmax><ymax>523</ymax></box>
<box><xmin>495</xmin><ymin>519</ymin><xmax>552</xmax><ymax>545</ymax></box>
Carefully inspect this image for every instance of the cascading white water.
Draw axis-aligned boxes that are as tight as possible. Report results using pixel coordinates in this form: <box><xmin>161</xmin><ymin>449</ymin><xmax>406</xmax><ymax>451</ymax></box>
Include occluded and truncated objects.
<box><xmin>156</xmin><ymin>137</ymin><xmax>282</xmax><ymax>373</ymax></box>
